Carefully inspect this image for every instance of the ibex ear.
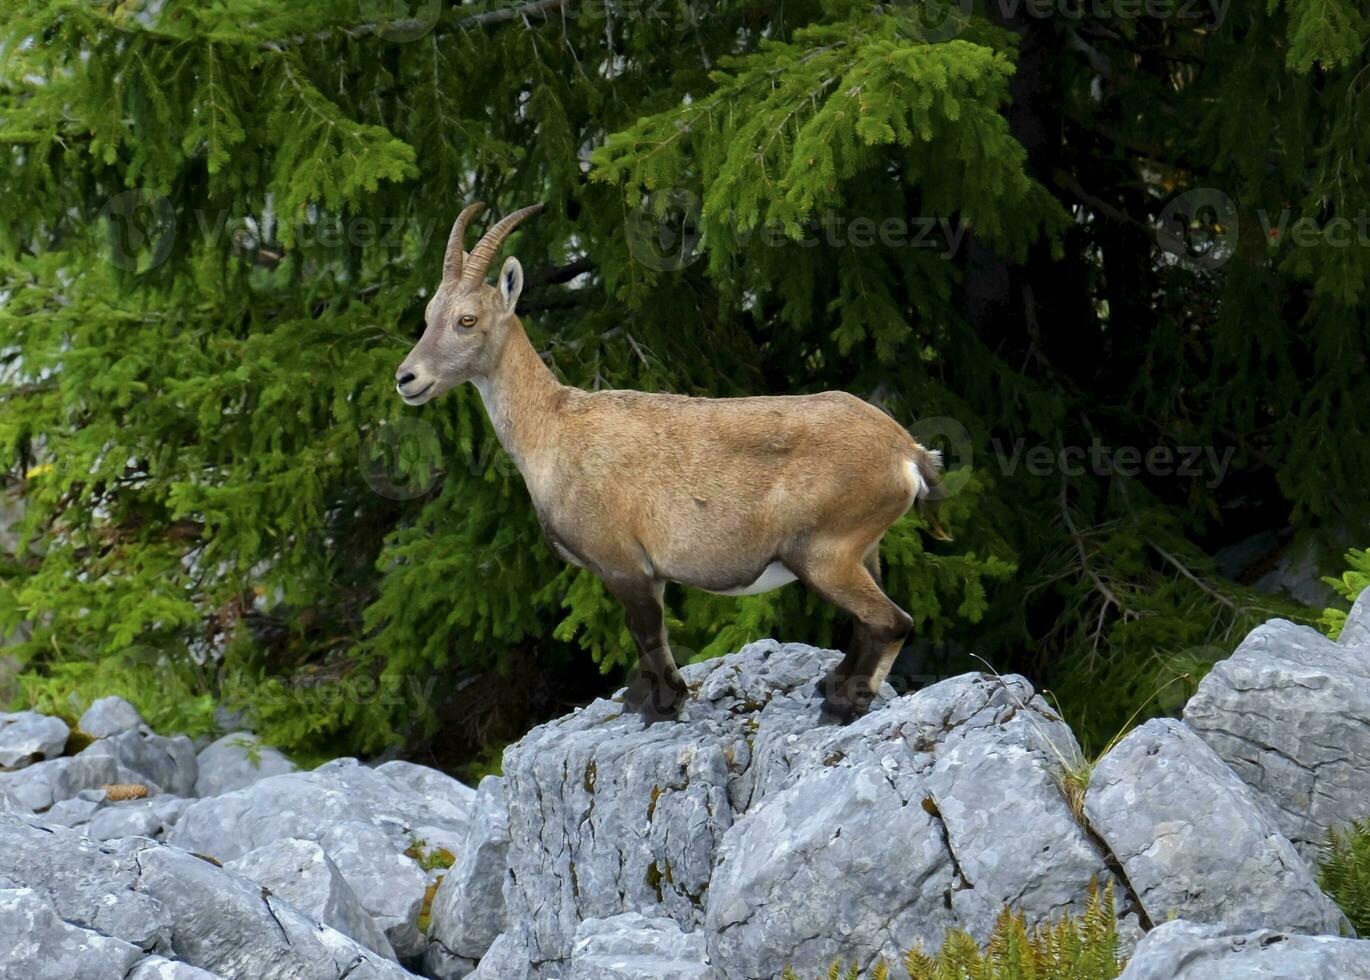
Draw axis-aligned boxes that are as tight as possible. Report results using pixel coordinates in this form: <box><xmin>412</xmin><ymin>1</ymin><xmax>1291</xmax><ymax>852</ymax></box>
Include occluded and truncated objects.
<box><xmin>499</xmin><ymin>256</ymin><xmax>524</xmax><ymax>312</ymax></box>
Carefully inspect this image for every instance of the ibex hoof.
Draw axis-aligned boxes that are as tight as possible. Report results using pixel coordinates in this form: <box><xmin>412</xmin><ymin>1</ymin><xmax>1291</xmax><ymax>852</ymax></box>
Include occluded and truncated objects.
<box><xmin>817</xmin><ymin>686</ymin><xmax>874</xmax><ymax>726</ymax></box>
<box><xmin>625</xmin><ymin>674</ymin><xmax>687</xmax><ymax>723</ymax></box>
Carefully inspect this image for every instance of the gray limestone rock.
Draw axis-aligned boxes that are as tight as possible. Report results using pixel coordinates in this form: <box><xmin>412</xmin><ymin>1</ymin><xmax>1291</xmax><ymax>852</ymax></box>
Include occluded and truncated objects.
<box><xmin>567</xmin><ymin>912</ymin><xmax>713</xmax><ymax>980</ymax></box>
<box><xmin>194</xmin><ymin>732</ymin><xmax>296</xmax><ymax>797</ymax></box>
<box><xmin>226</xmin><ymin>837</ymin><xmax>396</xmax><ymax>960</ymax></box>
<box><xmin>0</xmin><ymin>711</ymin><xmax>68</xmax><ymax>769</ymax></box>
<box><xmin>1084</xmin><ymin>717</ymin><xmax>1349</xmax><ymax>936</ymax></box>
<box><xmin>80</xmin><ymin>729</ymin><xmax>198</xmax><ymax>797</ymax></box>
<box><xmin>426</xmin><ymin>775</ymin><xmax>511</xmax><ymax>964</ymax></box>
<box><xmin>1118</xmin><ymin>920</ymin><xmax>1370</xmax><ymax>979</ymax></box>
<box><xmin>1184</xmin><ymin>618</ymin><xmax>1370</xmax><ymax>859</ymax></box>
<box><xmin>78</xmin><ymin>696</ymin><xmax>147</xmax><ymax>739</ymax></box>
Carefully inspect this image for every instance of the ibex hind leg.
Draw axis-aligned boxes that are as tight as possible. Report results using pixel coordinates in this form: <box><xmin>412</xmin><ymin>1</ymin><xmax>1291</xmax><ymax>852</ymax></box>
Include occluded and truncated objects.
<box><xmin>610</xmin><ymin>578</ymin><xmax>687</xmax><ymax>723</ymax></box>
<box><xmin>809</xmin><ymin>545</ymin><xmax>882</xmax><ymax>704</ymax></box>
<box><xmin>798</xmin><ymin>548</ymin><xmax>912</xmax><ymax>723</ymax></box>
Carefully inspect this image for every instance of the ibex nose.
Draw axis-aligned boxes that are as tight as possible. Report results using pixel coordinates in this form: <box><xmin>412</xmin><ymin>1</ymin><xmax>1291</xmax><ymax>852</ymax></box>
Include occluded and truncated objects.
<box><xmin>396</xmin><ymin>369</ymin><xmax>417</xmax><ymax>387</ymax></box>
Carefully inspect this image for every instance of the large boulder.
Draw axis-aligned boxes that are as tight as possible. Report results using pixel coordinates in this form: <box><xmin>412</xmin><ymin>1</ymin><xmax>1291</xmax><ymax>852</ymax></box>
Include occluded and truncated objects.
<box><xmin>0</xmin><ymin>710</ymin><xmax>68</xmax><ymax>769</ymax></box>
<box><xmin>0</xmin><ymin>809</ymin><xmax>417</xmax><ymax>980</ymax></box>
<box><xmin>426</xmin><ymin>774</ymin><xmax>511</xmax><ymax>970</ymax></box>
<box><xmin>226</xmin><ymin>837</ymin><xmax>396</xmax><ymax>960</ymax></box>
<box><xmin>194</xmin><ymin>732</ymin><xmax>296</xmax><ymax>797</ymax></box>
<box><xmin>1119</xmin><ymin>920</ymin><xmax>1370</xmax><ymax>979</ymax></box>
<box><xmin>1084</xmin><ymin>718</ymin><xmax>1348</xmax><ymax>936</ymax></box>
<box><xmin>169</xmin><ymin>757</ymin><xmax>474</xmax><ymax>958</ymax></box>
<box><xmin>497</xmin><ymin>640</ymin><xmax>1123</xmax><ymax>978</ymax></box>
<box><xmin>1184</xmin><ymin>618</ymin><xmax>1370</xmax><ymax>859</ymax></box>
<box><xmin>78</xmin><ymin>696</ymin><xmax>147</xmax><ymax>739</ymax></box>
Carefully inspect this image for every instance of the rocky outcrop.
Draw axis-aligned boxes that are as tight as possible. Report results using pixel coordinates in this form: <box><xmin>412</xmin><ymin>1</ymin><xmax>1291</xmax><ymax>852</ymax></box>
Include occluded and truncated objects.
<box><xmin>494</xmin><ymin>641</ymin><xmax>1129</xmax><ymax>978</ymax></box>
<box><xmin>0</xmin><ymin>695</ymin><xmax>470</xmax><ymax>976</ymax></box>
<box><xmin>1184</xmin><ymin>617</ymin><xmax>1370</xmax><ymax>859</ymax></box>
<box><xmin>1341</xmin><ymin>589</ymin><xmax>1370</xmax><ymax>649</ymax></box>
<box><xmin>3</xmin><ymin>620</ymin><xmax>1368</xmax><ymax>979</ymax></box>
<box><xmin>1119</xmin><ymin>920</ymin><xmax>1370</xmax><ymax>979</ymax></box>
<box><xmin>566</xmin><ymin>913</ymin><xmax>712</xmax><ymax>979</ymax></box>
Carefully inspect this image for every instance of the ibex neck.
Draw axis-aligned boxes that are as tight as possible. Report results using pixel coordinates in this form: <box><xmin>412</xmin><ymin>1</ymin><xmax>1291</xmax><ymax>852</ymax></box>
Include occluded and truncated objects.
<box><xmin>471</xmin><ymin>318</ymin><xmax>564</xmax><ymax>495</ymax></box>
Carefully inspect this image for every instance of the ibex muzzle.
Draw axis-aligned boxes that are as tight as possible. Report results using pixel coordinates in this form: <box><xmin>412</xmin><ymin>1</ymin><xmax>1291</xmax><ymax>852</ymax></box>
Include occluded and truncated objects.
<box><xmin>397</xmin><ymin>203</ymin><xmax>949</xmax><ymax>723</ymax></box>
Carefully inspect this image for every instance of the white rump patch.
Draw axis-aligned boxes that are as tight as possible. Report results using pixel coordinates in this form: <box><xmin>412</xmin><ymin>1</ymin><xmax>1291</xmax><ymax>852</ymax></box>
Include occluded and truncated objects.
<box><xmin>904</xmin><ymin>459</ymin><xmax>926</xmax><ymax>500</ymax></box>
<box><xmin>710</xmin><ymin>562</ymin><xmax>798</xmax><ymax>596</ymax></box>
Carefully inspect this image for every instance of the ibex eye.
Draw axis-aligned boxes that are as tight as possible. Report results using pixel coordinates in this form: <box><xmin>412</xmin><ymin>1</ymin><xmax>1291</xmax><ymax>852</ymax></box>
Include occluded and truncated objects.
<box><xmin>458</xmin><ymin>314</ymin><xmax>477</xmax><ymax>328</ymax></box>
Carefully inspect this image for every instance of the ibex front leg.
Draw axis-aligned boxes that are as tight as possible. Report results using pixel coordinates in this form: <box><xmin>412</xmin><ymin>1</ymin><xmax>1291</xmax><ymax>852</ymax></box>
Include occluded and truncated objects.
<box><xmin>609</xmin><ymin>577</ymin><xmax>687</xmax><ymax>722</ymax></box>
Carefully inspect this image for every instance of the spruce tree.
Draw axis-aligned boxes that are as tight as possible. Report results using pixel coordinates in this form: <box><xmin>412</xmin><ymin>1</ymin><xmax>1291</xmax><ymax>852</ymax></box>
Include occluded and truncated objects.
<box><xmin>0</xmin><ymin>0</ymin><xmax>1363</xmax><ymax>759</ymax></box>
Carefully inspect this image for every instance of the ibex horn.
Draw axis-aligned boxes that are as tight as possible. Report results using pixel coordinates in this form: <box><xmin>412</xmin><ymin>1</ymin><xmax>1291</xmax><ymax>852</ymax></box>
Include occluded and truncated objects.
<box><xmin>443</xmin><ymin>202</ymin><xmax>487</xmax><ymax>282</ymax></box>
<box><xmin>461</xmin><ymin>203</ymin><xmax>544</xmax><ymax>287</ymax></box>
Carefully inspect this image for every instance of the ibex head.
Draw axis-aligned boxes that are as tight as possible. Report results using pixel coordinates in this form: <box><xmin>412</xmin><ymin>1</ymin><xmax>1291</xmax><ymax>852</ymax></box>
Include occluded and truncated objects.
<box><xmin>396</xmin><ymin>202</ymin><xmax>543</xmax><ymax>405</ymax></box>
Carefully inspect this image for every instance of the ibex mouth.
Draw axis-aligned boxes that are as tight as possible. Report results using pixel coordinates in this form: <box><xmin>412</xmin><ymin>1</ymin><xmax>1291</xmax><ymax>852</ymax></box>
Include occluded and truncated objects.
<box><xmin>399</xmin><ymin>380</ymin><xmax>435</xmax><ymax>405</ymax></box>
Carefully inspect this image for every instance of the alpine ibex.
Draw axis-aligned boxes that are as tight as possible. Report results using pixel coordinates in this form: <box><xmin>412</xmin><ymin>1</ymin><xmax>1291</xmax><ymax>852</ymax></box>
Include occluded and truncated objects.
<box><xmin>396</xmin><ymin>203</ymin><xmax>948</xmax><ymax>722</ymax></box>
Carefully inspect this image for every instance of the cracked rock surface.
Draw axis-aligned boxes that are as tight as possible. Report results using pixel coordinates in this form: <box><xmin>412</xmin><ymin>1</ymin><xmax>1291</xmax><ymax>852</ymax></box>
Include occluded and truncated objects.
<box><xmin>499</xmin><ymin>640</ymin><xmax>1124</xmax><ymax>978</ymax></box>
<box><xmin>1118</xmin><ymin>920</ymin><xmax>1370</xmax><ymax>979</ymax></box>
<box><xmin>1184</xmin><ymin>617</ymin><xmax>1370</xmax><ymax>860</ymax></box>
<box><xmin>0</xmin><ymin>710</ymin><xmax>69</xmax><ymax>769</ymax></box>
<box><xmin>1085</xmin><ymin>717</ymin><xmax>1349</xmax><ymax>936</ymax></box>
<box><xmin>425</xmin><ymin>774</ymin><xmax>511</xmax><ymax>978</ymax></box>
<box><xmin>0</xmin><ymin>808</ymin><xmax>415</xmax><ymax>979</ymax></box>
<box><xmin>168</xmin><ymin>758</ymin><xmax>474</xmax><ymax>960</ymax></box>
<box><xmin>3</xmin><ymin>621</ymin><xmax>1367</xmax><ymax>979</ymax></box>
